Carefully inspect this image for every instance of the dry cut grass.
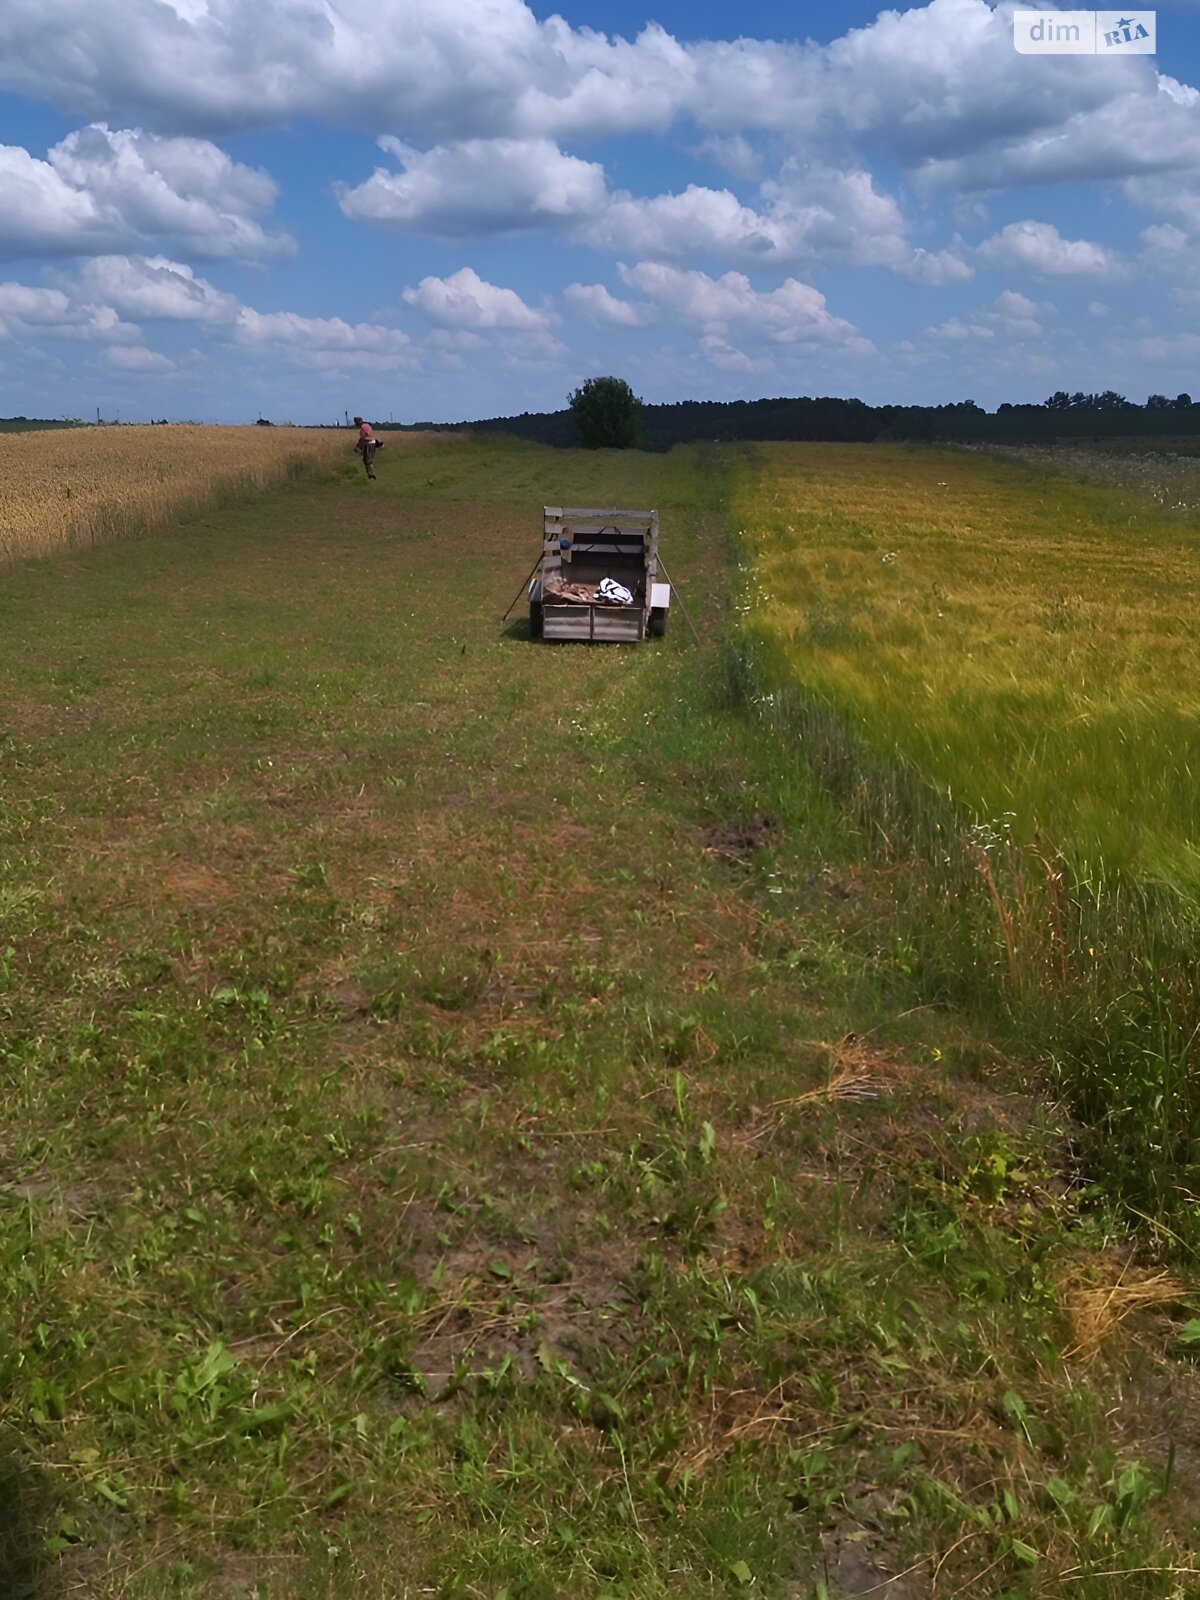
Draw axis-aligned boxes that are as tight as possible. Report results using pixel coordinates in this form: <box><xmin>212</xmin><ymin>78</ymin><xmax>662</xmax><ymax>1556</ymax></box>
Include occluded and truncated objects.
<box><xmin>0</xmin><ymin>423</ymin><xmax>347</xmax><ymax>563</ymax></box>
<box><xmin>1062</xmin><ymin>1266</ymin><xmax>1187</xmax><ymax>1363</ymax></box>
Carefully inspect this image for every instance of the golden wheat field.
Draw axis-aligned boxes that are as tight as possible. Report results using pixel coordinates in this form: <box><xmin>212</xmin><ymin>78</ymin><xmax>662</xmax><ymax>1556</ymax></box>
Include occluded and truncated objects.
<box><xmin>0</xmin><ymin>424</ymin><xmax>346</xmax><ymax>563</ymax></box>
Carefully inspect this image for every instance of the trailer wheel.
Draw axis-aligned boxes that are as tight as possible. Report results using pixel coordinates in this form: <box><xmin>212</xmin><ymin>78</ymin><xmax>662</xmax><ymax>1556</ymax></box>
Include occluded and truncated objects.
<box><xmin>529</xmin><ymin>600</ymin><xmax>544</xmax><ymax>640</ymax></box>
<box><xmin>648</xmin><ymin>607</ymin><xmax>667</xmax><ymax>638</ymax></box>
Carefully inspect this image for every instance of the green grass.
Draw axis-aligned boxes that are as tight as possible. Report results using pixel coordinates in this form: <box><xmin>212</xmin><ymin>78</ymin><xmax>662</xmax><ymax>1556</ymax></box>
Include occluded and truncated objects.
<box><xmin>1</xmin><ymin>435</ymin><xmax>1198</xmax><ymax>1596</ymax></box>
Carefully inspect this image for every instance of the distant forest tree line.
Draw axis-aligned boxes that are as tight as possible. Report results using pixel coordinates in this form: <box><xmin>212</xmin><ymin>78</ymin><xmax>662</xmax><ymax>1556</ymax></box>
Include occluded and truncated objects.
<box><xmin>6</xmin><ymin>388</ymin><xmax>1199</xmax><ymax>447</ymax></box>
<box><xmin>392</xmin><ymin>389</ymin><xmax>1200</xmax><ymax>451</ymax></box>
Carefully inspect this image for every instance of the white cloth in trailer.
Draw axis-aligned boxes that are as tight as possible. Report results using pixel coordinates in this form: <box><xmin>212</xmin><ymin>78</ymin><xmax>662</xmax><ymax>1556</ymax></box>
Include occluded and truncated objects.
<box><xmin>596</xmin><ymin>577</ymin><xmax>633</xmax><ymax>606</ymax></box>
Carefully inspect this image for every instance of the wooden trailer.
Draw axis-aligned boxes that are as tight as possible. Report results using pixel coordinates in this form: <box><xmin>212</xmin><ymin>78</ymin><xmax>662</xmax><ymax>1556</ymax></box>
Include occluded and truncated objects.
<box><xmin>528</xmin><ymin>506</ymin><xmax>671</xmax><ymax>642</ymax></box>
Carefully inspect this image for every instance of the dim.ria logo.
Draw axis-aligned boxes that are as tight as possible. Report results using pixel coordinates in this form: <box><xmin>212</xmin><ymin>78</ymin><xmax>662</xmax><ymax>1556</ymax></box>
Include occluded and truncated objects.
<box><xmin>1012</xmin><ymin>10</ymin><xmax>1156</xmax><ymax>55</ymax></box>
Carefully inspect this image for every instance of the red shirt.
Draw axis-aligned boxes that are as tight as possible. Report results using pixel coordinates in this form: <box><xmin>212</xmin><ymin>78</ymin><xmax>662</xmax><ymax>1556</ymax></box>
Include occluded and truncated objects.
<box><xmin>358</xmin><ymin>421</ymin><xmax>375</xmax><ymax>442</ymax></box>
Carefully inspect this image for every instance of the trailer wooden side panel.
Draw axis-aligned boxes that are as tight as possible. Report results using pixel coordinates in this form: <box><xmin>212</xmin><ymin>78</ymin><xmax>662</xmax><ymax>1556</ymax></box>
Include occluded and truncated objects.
<box><xmin>543</xmin><ymin>606</ymin><xmax>645</xmax><ymax>641</ymax></box>
<box><xmin>591</xmin><ymin>609</ymin><xmax>644</xmax><ymax>642</ymax></box>
<box><xmin>543</xmin><ymin>606</ymin><xmax>593</xmax><ymax>641</ymax></box>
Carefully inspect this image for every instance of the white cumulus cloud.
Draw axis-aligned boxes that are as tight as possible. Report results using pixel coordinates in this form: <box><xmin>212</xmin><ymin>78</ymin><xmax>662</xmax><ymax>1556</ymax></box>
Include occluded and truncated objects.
<box><xmin>107</xmin><ymin>343</ymin><xmax>175</xmax><ymax>371</ymax></box>
<box><xmin>0</xmin><ymin>1</ymin><xmax>702</xmax><ymax>141</ymax></box>
<box><xmin>929</xmin><ymin>316</ymin><xmax>994</xmax><ymax>342</ymax></box>
<box><xmin>338</xmin><ymin>141</ymin><xmax>942</xmax><ymax>283</ymax></box>
<box><xmin>897</xmin><ymin>246</ymin><xmax>975</xmax><ymax>285</ymax></box>
<box><xmin>563</xmin><ymin>282</ymin><xmax>651</xmax><ymax>327</ymax></box>
<box><xmin>617</xmin><ymin>262</ymin><xmax>868</xmax><ymax>348</ymax></box>
<box><xmin>2</xmin><ymin>0</ymin><xmax>1200</xmax><ymax>415</ymax></box>
<box><xmin>402</xmin><ymin>267</ymin><xmax>551</xmax><ymax>330</ymax></box>
<box><xmin>235</xmin><ymin>307</ymin><xmax>415</xmax><ymax>367</ymax></box>
<box><xmin>0</xmin><ymin>124</ymin><xmax>290</xmax><ymax>262</ymax></box>
<box><xmin>579</xmin><ymin>165</ymin><xmax>913</xmax><ymax>271</ymax></box>
<box><xmin>0</xmin><ymin>282</ymin><xmax>74</xmax><ymax>324</ymax></box>
<box><xmin>0</xmin><ymin>144</ymin><xmax>102</xmax><ymax>258</ymax></box>
<box><xmin>0</xmin><ymin>277</ymin><xmax>139</xmax><ymax>341</ymax></box>
<box><xmin>76</xmin><ymin>255</ymin><xmax>238</xmax><ymax>321</ymax></box>
<box><xmin>927</xmin><ymin>290</ymin><xmax>1045</xmax><ymax>343</ymax></box>
<box><xmin>989</xmin><ymin>289</ymin><xmax>1042</xmax><ymax>335</ymax></box>
<box><xmin>1</xmin><ymin>0</ymin><xmax>1197</xmax><ymax>209</ymax></box>
<box><xmin>694</xmin><ymin>135</ymin><xmax>763</xmax><ymax>181</ymax></box>
<box><xmin>337</xmin><ymin>137</ymin><xmax>608</xmax><ymax>237</ymax></box>
<box><xmin>700</xmin><ymin>333</ymin><xmax>771</xmax><ymax>374</ymax></box>
<box><xmin>976</xmin><ymin>221</ymin><xmax>1121</xmax><ymax>279</ymax></box>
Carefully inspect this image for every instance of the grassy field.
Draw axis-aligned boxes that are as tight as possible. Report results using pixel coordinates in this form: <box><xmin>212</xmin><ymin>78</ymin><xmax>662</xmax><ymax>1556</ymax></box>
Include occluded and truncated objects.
<box><xmin>730</xmin><ymin>440</ymin><xmax>1200</xmax><ymax>1253</ymax></box>
<box><xmin>971</xmin><ymin>440</ymin><xmax>1200</xmax><ymax>515</ymax></box>
<box><xmin>3</xmin><ymin>434</ymin><xmax>1200</xmax><ymax>1597</ymax></box>
<box><xmin>0</xmin><ymin>425</ymin><xmax>344</xmax><ymax>564</ymax></box>
<box><xmin>731</xmin><ymin>442</ymin><xmax>1200</xmax><ymax>876</ymax></box>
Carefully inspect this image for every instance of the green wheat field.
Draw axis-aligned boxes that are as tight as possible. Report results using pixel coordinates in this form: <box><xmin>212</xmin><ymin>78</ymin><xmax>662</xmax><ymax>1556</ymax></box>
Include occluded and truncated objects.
<box><xmin>734</xmin><ymin>441</ymin><xmax>1200</xmax><ymax>882</ymax></box>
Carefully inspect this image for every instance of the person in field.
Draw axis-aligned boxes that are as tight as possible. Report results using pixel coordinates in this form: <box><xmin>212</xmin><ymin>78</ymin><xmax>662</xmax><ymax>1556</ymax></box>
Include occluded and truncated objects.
<box><xmin>353</xmin><ymin>415</ymin><xmax>378</xmax><ymax>480</ymax></box>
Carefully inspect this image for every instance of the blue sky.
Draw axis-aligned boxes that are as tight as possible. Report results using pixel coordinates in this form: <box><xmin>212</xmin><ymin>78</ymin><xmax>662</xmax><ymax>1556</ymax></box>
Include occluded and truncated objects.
<box><xmin>1</xmin><ymin>0</ymin><xmax>1199</xmax><ymax>423</ymax></box>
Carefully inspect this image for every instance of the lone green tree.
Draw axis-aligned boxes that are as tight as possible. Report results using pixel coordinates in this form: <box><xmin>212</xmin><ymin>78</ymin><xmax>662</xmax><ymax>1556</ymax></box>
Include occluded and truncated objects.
<box><xmin>568</xmin><ymin>375</ymin><xmax>642</xmax><ymax>449</ymax></box>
